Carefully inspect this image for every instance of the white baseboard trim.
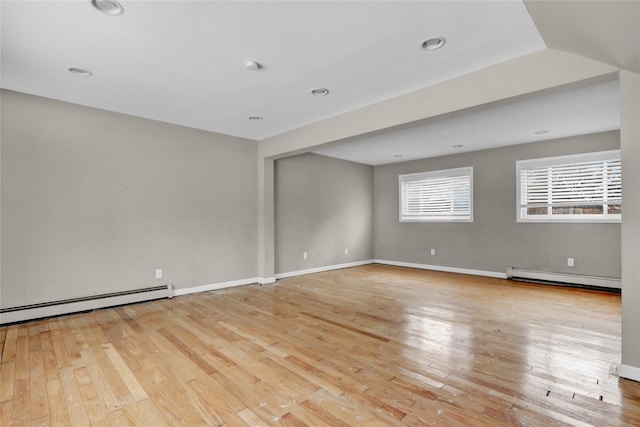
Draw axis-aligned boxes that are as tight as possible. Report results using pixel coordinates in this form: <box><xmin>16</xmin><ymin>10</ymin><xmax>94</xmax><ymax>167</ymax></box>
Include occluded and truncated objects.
<box><xmin>619</xmin><ymin>364</ymin><xmax>640</xmax><ymax>382</ymax></box>
<box><xmin>258</xmin><ymin>277</ymin><xmax>276</xmax><ymax>285</ymax></box>
<box><xmin>275</xmin><ymin>260</ymin><xmax>375</xmax><ymax>279</ymax></box>
<box><xmin>173</xmin><ymin>277</ymin><xmax>260</xmax><ymax>296</ymax></box>
<box><xmin>374</xmin><ymin>259</ymin><xmax>508</xmax><ymax>279</ymax></box>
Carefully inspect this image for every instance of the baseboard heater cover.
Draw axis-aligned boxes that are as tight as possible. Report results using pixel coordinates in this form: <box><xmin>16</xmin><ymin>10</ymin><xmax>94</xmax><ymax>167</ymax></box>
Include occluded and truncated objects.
<box><xmin>0</xmin><ymin>284</ymin><xmax>174</xmax><ymax>325</ymax></box>
<box><xmin>506</xmin><ymin>267</ymin><xmax>620</xmax><ymax>290</ymax></box>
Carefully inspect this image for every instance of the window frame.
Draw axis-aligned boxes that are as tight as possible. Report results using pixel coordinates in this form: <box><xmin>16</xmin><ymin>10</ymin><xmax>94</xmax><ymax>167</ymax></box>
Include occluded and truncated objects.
<box><xmin>399</xmin><ymin>166</ymin><xmax>474</xmax><ymax>223</ymax></box>
<box><xmin>516</xmin><ymin>150</ymin><xmax>621</xmax><ymax>223</ymax></box>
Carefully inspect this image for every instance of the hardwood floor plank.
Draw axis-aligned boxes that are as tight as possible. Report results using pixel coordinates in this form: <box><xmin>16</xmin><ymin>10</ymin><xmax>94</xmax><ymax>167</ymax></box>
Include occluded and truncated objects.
<box><xmin>15</xmin><ymin>336</ymin><xmax>30</xmax><ymax>380</ymax></box>
<box><xmin>261</xmin><ymin>352</ymin><xmax>343</xmax><ymax>397</ymax></box>
<box><xmin>28</xmin><ymin>325</ymin><xmax>41</xmax><ymax>353</ymax></box>
<box><xmin>75</xmin><ymin>367</ymin><xmax>100</xmax><ymax>402</ymax></box>
<box><xmin>134</xmin><ymin>352</ymin><xmax>169</xmax><ymax>385</ymax></box>
<box><xmin>59</xmin><ymin>321</ymin><xmax>83</xmax><ymax>368</ymax></box>
<box><xmin>299</xmin><ymin>398</ymin><xmax>355</xmax><ymax>427</ymax></box>
<box><xmin>194</xmin><ymin>373</ymin><xmax>246</xmax><ymax>413</ymax></box>
<box><xmin>29</xmin><ymin>351</ymin><xmax>50</xmax><ymax>421</ymax></box>
<box><xmin>274</xmin><ymin>411</ymin><xmax>308</xmax><ymax>426</ymax></box>
<box><xmin>0</xmin><ymin>361</ymin><xmax>16</xmax><ymax>402</ymax></box>
<box><xmin>102</xmin><ymin>343</ymin><xmax>149</xmax><ymax>401</ymax></box>
<box><xmin>210</xmin><ymin>369</ymin><xmax>293</xmax><ymax>424</ymax></box>
<box><xmin>59</xmin><ymin>366</ymin><xmax>91</xmax><ymax>426</ymax></box>
<box><xmin>11</xmin><ymin>378</ymin><xmax>30</xmax><ymax>426</ymax></box>
<box><xmin>31</xmin><ymin>415</ymin><xmax>50</xmax><ymax>426</ymax></box>
<box><xmin>187</xmin><ymin>377</ymin><xmax>248</xmax><ymax>424</ymax></box>
<box><xmin>156</xmin><ymin>327</ymin><xmax>218</xmax><ymax>375</ymax></box>
<box><xmin>135</xmin><ymin>327</ymin><xmax>201</xmax><ymax>382</ymax></box>
<box><xmin>156</xmin><ymin>377</ymin><xmax>210</xmax><ymax>426</ymax></box>
<box><xmin>110</xmin><ymin>335</ymin><xmax>154</xmax><ymax>373</ymax></box>
<box><xmin>125</xmin><ymin>399</ymin><xmax>171</xmax><ymax>427</ymax></box>
<box><xmin>50</xmin><ymin>337</ymin><xmax>69</xmax><ymax>370</ymax></box>
<box><xmin>0</xmin><ymin>328</ymin><xmax>6</xmax><ymax>360</ymax></box>
<box><xmin>79</xmin><ymin>347</ymin><xmax>129</xmax><ymax>412</ymax></box>
<box><xmin>113</xmin><ymin>307</ymin><xmax>146</xmax><ymax>335</ymax></box>
<box><xmin>217</xmin><ymin>320</ymin><xmax>285</xmax><ymax>355</ymax></box>
<box><xmin>83</xmin><ymin>398</ymin><xmax>109</xmax><ymax>427</ymax></box>
<box><xmin>1</xmin><ymin>326</ymin><xmax>18</xmax><ymax>363</ymax></box>
<box><xmin>142</xmin><ymin>387</ymin><xmax>189</xmax><ymax>427</ymax></box>
<box><xmin>84</xmin><ymin>397</ymin><xmax>109</xmax><ymax>427</ymax></box>
<box><xmin>96</xmin><ymin>309</ymin><xmax>134</xmax><ymax>344</ymax></box>
<box><xmin>1</xmin><ymin>264</ymin><xmax>639</xmax><ymax>426</ymax></box>
<box><xmin>236</xmin><ymin>407</ymin><xmax>269</xmax><ymax>426</ymax></box>
<box><xmin>39</xmin><ymin>331</ymin><xmax>53</xmax><ymax>353</ymax></box>
<box><xmin>181</xmin><ymin>379</ymin><xmax>227</xmax><ymax>426</ymax></box>
<box><xmin>41</xmin><ymin>350</ymin><xmax>59</xmax><ymax>382</ymax></box>
<box><xmin>0</xmin><ymin>400</ymin><xmax>14</xmax><ymax>427</ymax></box>
<box><xmin>300</xmin><ymin>311</ymin><xmax>391</xmax><ymax>343</ymax></box>
<box><xmin>46</xmin><ymin>378</ymin><xmax>71</xmax><ymax>427</ymax></box>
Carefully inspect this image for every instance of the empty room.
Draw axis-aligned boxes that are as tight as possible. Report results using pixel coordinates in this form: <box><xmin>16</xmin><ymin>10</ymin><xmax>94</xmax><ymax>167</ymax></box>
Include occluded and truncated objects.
<box><xmin>1</xmin><ymin>1</ymin><xmax>640</xmax><ymax>426</ymax></box>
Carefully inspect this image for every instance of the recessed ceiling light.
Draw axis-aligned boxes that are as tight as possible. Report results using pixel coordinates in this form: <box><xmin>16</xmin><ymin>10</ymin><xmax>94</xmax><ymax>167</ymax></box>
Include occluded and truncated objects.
<box><xmin>248</xmin><ymin>116</ymin><xmax>263</xmax><ymax>121</ymax></box>
<box><xmin>311</xmin><ymin>88</ymin><xmax>330</xmax><ymax>96</ymax></box>
<box><xmin>452</xmin><ymin>144</ymin><xmax>464</xmax><ymax>148</ymax></box>
<box><xmin>534</xmin><ymin>130</ymin><xmax>550</xmax><ymax>135</ymax></box>
<box><xmin>91</xmin><ymin>0</ymin><xmax>124</xmax><ymax>16</ymax></box>
<box><xmin>245</xmin><ymin>61</ymin><xmax>261</xmax><ymax>71</ymax></box>
<box><xmin>421</xmin><ymin>37</ymin><xmax>446</xmax><ymax>51</ymax></box>
<box><xmin>68</xmin><ymin>67</ymin><xmax>93</xmax><ymax>77</ymax></box>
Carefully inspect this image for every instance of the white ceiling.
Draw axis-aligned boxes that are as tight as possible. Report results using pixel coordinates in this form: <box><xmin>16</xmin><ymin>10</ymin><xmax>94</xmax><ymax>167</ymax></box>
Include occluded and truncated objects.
<box><xmin>1</xmin><ymin>1</ymin><xmax>544</xmax><ymax>140</ymax></box>
<box><xmin>2</xmin><ymin>1</ymin><xmax>637</xmax><ymax>164</ymax></box>
<box><xmin>314</xmin><ymin>79</ymin><xmax>620</xmax><ymax>165</ymax></box>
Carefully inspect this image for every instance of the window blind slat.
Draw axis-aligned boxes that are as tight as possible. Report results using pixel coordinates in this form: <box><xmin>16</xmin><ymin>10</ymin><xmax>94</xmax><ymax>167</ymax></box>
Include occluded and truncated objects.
<box><xmin>400</xmin><ymin>167</ymin><xmax>472</xmax><ymax>221</ymax></box>
<box><xmin>517</xmin><ymin>151</ymin><xmax>621</xmax><ymax>222</ymax></box>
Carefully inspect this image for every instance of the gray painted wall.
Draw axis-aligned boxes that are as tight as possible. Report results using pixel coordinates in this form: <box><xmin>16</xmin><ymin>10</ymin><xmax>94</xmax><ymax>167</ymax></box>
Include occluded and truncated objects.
<box><xmin>1</xmin><ymin>90</ymin><xmax>258</xmax><ymax>308</ymax></box>
<box><xmin>373</xmin><ymin>131</ymin><xmax>621</xmax><ymax>279</ymax></box>
<box><xmin>275</xmin><ymin>153</ymin><xmax>373</xmax><ymax>274</ymax></box>
<box><xmin>0</xmin><ymin>88</ymin><xmax>624</xmax><ymax>320</ymax></box>
<box><xmin>620</xmin><ymin>71</ymin><xmax>640</xmax><ymax>371</ymax></box>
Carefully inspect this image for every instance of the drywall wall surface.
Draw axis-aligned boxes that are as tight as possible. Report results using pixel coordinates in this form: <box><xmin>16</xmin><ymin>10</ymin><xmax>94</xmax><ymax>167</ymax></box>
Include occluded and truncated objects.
<box><xmin>275</xmin><ymin>153</ymin><xmax>373</xmax><ymax>274</ymax></box>
<box><xmin>373</xmin><ymin>131</ymin><xmax>621</xmax><ymax>278</ymax></box>
<box><xmin>1</xmin><ymin>90</ymin><xmax>258</xmax><ymax>308</ymax></box>
<box><xmin>620</xmin><ymin>70</ymin><xmax>640</xmax><ymax>372</ymax></box>
<box><xmin>257</xmin><ymin>49</ymin><xmax>617</xmax><ymax>288</ymax></box>
<box><xmin>257</xmin><ymin>157</ymin><xmax>275</xmax><ymax>282</ymax></box>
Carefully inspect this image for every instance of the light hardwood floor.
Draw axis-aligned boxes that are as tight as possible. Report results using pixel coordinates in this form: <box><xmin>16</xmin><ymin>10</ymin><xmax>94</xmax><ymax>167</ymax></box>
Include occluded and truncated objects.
<box><xmin>1</xmin><ymin>264</ymin><xmax>639</xmax><ymax>426</ymax></box>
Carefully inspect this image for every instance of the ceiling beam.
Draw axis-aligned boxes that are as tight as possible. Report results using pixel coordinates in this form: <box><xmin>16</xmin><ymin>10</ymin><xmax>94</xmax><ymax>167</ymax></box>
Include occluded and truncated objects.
<box><xmin>525</xmin><ymin>0</ymin><xmax>640</xmax><ymax>74</ymax></box>
<box><xmin>259</xmin><ymin>49</ymin><xmax>618</xmax><ymax>159</ymax></box>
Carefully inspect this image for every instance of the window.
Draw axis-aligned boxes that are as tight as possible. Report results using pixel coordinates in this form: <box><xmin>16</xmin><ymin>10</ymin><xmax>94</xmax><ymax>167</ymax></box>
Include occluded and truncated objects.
<box><xmin>399</xmin><ymin>166</ymin><xmax>473</xmax><ymax>222</ymax></box>
<box><xmin>517</xmin><ymin>150</ymin><xmax>621</xmax><ymax>223</ymax></box>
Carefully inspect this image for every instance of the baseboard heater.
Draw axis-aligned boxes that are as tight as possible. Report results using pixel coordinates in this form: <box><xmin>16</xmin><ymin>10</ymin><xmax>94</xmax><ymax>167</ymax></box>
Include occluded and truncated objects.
<box><xmin>0</xmin><ymin>284</ymin><xmax>174</xmax><ymax>325</ymax></box>
<box><xmin>506</xmin><ymin>267</ymin><xmax>620</xmax><ymax>291</ymax></box>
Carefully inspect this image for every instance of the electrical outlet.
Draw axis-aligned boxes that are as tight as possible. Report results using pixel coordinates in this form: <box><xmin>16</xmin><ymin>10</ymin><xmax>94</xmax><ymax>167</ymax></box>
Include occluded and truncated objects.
<box><xmin>344</xmin><ymin>247</ymin><xmax>349</xmax><ymax>255</ymax></box>
<box><xmin>155</xmin><ymin>269</ymin><xmax>163</xmax><ymax>279</ymax></box>
<box><xmin>567</xmin><ymin>258</ymin><xmax>575</xmax><ymax>267</ymax></box>
<box><xmin>430</xmin><ymin>248</ymin><xmax>436</xmax><ymax>256</ymax></box>
<box><xmin>303</xmin><ymin>252</ymin><xmax>308</xmax><ymax>260</ymax></box>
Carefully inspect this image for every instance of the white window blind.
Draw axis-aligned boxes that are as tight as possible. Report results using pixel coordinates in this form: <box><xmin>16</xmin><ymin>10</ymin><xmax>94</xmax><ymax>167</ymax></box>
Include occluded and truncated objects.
<box><xmin>517</xmin><ymin>150</ymin><xmax>621</xmax><ymax>222</ymax></box>
<box><xmin>399</xmin><ymin>167</ymin><xmax>473</xmax><ymax>222</ymax></box>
